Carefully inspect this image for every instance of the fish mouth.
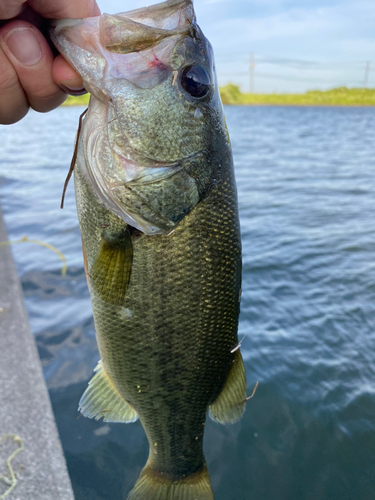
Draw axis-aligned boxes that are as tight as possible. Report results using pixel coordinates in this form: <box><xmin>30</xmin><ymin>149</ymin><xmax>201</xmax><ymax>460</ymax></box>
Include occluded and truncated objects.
<box><xmin>49</xmin><ymin>1</ymin><xmax>197</xmax><ymax>99</ymax></box>
<box><xmin>50</xmin><ymin>2</ymin><xmax>194</xmax><ymax>63</ymax></box>
<box><xmin>51</xmin><ymin>0</ymin><xmax>194</xmax><ymax>34</ymax></box>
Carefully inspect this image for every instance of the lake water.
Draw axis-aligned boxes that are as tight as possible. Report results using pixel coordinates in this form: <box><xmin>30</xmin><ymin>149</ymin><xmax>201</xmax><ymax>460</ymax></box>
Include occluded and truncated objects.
<box><xmin>1</xmin><ymin>105</ymin><xmax>375</xmax><ymax>500</ymax></box>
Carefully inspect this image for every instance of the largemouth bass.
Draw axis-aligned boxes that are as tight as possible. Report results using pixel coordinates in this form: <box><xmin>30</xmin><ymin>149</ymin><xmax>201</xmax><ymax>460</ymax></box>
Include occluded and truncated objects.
<box><xmin>50</xmin><ymin>1</ymin><xmax>246</xmax><ymax>498</ymax></box>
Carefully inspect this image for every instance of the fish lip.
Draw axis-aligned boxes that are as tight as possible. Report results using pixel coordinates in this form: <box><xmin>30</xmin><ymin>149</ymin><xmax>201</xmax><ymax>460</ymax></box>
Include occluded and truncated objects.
<box><xmin>60</xmin><ymin>85</ymin><xmax>87</xmax><ymax>96</ymax></box>
<box><xmin>49</xmin><ymin>0</ymin><xmax>196</xmax><ymax>52</ymax></box>
<box><xmin>49</xmin><ymin>0</ymin><xmax>195</xmax><ymax>42</ymax></box>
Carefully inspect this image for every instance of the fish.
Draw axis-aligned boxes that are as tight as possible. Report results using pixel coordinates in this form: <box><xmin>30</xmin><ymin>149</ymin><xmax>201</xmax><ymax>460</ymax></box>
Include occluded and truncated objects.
<box><xmin>50</xmin><ymin>1</ymin><xmax>246</xmax><ymax>498</ymax></box>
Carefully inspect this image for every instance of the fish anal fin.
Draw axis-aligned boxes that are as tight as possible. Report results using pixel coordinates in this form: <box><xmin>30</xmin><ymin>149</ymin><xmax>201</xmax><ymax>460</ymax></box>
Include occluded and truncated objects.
<box><xmin>79</xmin><ymin>360</ymin><xmax>138</xmax><ymax>423</ymax></box>
<box><xmin>90</xmin><ymin>227</ymin><xmax>133</xmax><ymax>305</ymax></box>
<box><xmin>209</xmin><ymin>350</ymin><xmax>246</xmax><ymax>424</ymax></box>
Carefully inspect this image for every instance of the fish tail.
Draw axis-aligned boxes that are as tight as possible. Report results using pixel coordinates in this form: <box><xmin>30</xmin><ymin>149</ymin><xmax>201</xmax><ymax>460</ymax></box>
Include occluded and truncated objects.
<box><xmin>127</xmin><ymin>461</ymin><xmax>214</xmax><ymax>500</ymax></box>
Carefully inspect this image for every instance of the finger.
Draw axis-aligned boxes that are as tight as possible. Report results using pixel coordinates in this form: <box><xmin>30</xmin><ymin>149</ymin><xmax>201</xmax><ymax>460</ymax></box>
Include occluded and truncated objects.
<box><xmin>15</xmin><ymin>6</ymin><xmax>88</xmax><ymax>95</ymax></box>
<box><xmin>52</xmin><ymin>54</ymin><xmax>87</xmax><ymax>95</ymax></box>
<box><xmin>28</xmin><ymin>0</ymin><xmax>100</xmax><ymax>19</ymax></box>
<box><xmin>0</xmin><ymin>20</ymin><xmax>67</xmax><ymax>120</ymax></box>
<box><xmin>0</xmin><ymin>1</ymin><xmax>26</xmax><ymax>20</ymax></box>
<box><xmin>0</xmin><ymin>37</ymin><xmax>28</xmax><ymax>123</ymax></box>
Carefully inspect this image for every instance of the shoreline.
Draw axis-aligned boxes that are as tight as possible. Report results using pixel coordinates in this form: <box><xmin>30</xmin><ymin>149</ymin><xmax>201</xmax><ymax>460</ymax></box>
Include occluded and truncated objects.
<box><xmin>62</xmin><ymin>85</ymin><xmax>375</xmax><ymax>108</ymax></box>
<box><xmin>224</xmin><ymin>103</ymin><xmax>375</xmax><ymax>107</ymax></box>
<box><xmin>219</xmin><ymin>85</ymin><xmax>375</xmax><ymax>107</ymax></box>
<box><xmin>62</xmin><ymin>101</ymin><xmax>375</xmax><ymax>108</ymax></box>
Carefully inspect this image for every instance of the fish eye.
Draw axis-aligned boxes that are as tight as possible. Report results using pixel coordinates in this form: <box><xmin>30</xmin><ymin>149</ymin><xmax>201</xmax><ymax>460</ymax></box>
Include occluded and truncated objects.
<box><xmin>180</xmin><ymin>65</ymin><xmax>211</xmax><ymax>98</ymax></box>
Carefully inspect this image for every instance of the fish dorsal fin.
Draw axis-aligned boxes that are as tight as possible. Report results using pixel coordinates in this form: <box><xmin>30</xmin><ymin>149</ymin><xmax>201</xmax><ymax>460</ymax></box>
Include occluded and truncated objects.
<box><xmin>208</xmin><ymin>350</ymin><xmax>246</xmax><ymax>424</ymax></box>
<box><xmin>79</xmin><ymin>361</ymin><xmax>138</xmax><ymax>423</ymax></box>
<box><xmin>90</xmin><ymin>226</ymin><xmax>133</xmax><ymax>305</ymax></box>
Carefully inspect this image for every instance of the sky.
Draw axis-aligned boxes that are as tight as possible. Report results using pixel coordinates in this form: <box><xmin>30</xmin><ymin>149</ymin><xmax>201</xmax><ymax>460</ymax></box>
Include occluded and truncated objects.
<box><xmin>95</xmin><ymin>0</ymin><xmax>374</xmax><ymax>93</ymax></box>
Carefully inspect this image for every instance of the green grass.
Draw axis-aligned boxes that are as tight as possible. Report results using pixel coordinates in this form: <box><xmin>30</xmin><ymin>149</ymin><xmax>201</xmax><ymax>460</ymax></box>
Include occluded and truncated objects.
<box><xmin>63</xmin><ymin>94</ymin><xmax>91</xmax><ymax>106</ymax></box>
<box><xmin>219</xmin><ymin>84</ymin><xmax>375</xmax><ymax>106</ymax></box>
<box><xmin>62</xmin><ymin>85</ymin><xmax>375</xmax><ymax>107</ymax></box>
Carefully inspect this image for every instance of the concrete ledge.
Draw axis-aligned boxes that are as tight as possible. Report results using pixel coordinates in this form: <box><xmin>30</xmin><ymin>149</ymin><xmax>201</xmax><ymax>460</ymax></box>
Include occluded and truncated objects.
<box><xmin>0</xmin><ymin>207</ymin><xmax>75</xmax><ymax>500</ymax></box>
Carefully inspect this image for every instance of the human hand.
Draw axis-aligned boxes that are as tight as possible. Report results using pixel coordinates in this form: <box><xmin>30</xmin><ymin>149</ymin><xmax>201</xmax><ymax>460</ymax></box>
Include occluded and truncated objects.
<box><xmin>0</xmin><ymin>0</ymin><xmax>100</xmax><ymax>125</ymax></box>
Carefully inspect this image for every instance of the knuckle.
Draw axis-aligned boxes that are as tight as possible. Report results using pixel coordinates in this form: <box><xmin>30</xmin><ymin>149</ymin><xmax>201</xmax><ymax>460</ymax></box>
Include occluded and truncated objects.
<box><xmin>0</xmin><ymin>63</ymin><xmax>29</xmax><ymax>124</ymax></box>
<box><xmin>35</xmin><ymin>86</ymin><xmax>61</xmax><ymax>101</ymax></box>
<box><xmin>0</xmin><ymin>106</ymin><xmax>28</xmax><ymax>125</ymax></box>
<box><xmin>0</xmin><ymin>8</ymin><xmax>21</xmax><ymax>21</ymax></box>
<box><xmin>29</xmin><ymin>86</ymin><xmax>66</xmax><ymax>113</ymax></box>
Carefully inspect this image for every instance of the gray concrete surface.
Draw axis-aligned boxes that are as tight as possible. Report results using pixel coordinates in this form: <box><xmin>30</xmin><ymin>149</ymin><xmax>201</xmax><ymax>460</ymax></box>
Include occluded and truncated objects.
<box><xmin>0</xmin><ymin>208</ymin><xmax>75</xmax><ymax>500</ymax></box>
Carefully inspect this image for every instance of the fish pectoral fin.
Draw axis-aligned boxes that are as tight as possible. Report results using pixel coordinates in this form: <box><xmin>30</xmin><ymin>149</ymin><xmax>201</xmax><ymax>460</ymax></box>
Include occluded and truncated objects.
<box><xmin>90</xmin><ymin>226</ymin><xmax>133</xmax><ymax>305</ymax></box>
<box><xmin>79</xmin><ymin>360</ymin><xmax>138</xmax><ymax>423</ymax></box>
<box><xmin>208</xmin><ymin>350</ymin><xmax>247</xmax><ymax>424</ymax></box>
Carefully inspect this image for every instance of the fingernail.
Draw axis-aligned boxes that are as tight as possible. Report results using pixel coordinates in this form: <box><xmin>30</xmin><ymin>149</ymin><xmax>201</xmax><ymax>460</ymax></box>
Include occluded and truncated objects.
<box><xmin>60</xmin><ymin>84</ymin><xmax>87</xmax><ymax>96</ymax></box>
<box><xmin>4</xmin><ymin>28</ymin><xmax>42</xmax><ymax>66</ymax></box>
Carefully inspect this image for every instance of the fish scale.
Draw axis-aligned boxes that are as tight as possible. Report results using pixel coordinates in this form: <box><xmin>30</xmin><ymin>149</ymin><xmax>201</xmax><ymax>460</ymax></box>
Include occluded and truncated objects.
<box><xmin>114</xmin><ymin>85</ymin><xmax>205</xmax><ymax>161</ymax></box>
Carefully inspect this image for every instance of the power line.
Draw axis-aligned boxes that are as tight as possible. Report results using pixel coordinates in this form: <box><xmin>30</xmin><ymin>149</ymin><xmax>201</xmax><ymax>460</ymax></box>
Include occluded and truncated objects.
<box><xmin>216</xmin><ymin>59</ymin><xmax>369</xmax><ymax>72</ymax></box>
<box><xmin>216</xmin><ymin>52</ymin><xmax>373</xmax><ymax>88</ymax></box>
<box><xmin>256</xmin><ymin>55</ymin><xmax>368</xmax><ymax>68</ymax></box>
<box><xmin>255</xmin><ymin>72</ymin><xmax>363</xmax><ymax>84</ymax></box>
<box><xmin>215</xmin><ymin>52</ymin><xmax>371</xmax><ymax>68</ymax></box>
<box><xmin>219</xmin><ymin>70</ymin><xmax>363</xmax><ymax>85</ymax></box>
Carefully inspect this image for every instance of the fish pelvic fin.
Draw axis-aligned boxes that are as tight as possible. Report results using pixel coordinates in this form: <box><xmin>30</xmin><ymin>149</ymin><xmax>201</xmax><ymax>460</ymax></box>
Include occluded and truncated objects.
<box><xmin>79</xmin><ymin>360</ymin><xmax>138</xmax><ymax>423</ymax></box>
<box><xmin>208</xmin><ymin>349</ymin><xmax>247</xmax><ymax>424</ymax></box>
<box><xmin>90</xmin><ymin>226</ymin><xmax>133</xmax><ymax>305</ymax></box>
<box><xmin>127</xmin><ymin>462</ymin><xmax>213</xmax><ymax>500</ymax></box>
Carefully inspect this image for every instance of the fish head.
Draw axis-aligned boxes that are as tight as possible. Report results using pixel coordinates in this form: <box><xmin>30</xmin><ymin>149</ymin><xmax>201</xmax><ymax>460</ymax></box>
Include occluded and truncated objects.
<box><xmin>50</xmin><ymin>0</ymin><xmax>229</xmax><ymax>235</ymax></box>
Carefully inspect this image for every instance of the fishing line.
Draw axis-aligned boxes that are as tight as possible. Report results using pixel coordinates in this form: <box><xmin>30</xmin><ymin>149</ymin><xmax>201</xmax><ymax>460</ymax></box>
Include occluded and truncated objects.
<box><xmin>231</xmin><ymin>333</ymin><xmax>246</xmax><ymax>353</ymax></box>
<box><xmin>0</xmin><ymin>434</ymin><xmax>24</xmax><ymax>500</ymax></box>
<box><xmin>60</xmin><ymin>107</ymin><xmax>88</xmax><ymax>209</ymax></box>
<box><xmin>0</xmin><ymin>236</ymin><xmax>67</xmax><ymax>275</ymax></box>
<box><xmin>245</xmin><ymin>381</ymin><xmax>259</xmax><ymax>403</ymax></box>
